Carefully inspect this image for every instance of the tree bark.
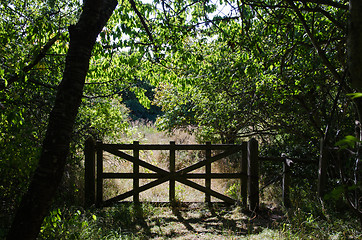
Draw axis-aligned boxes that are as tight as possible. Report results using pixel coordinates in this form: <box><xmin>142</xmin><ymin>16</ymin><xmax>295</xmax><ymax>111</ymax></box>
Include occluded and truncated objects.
<box><xmin>348</xmin><ymin>0</ymin><xmax>362</xmax><ymax>223</ymax></box>
<box><xmin>348</xmin><ymin>0</ymin><xmax>362</xmax><ymax>90</ymax></box>
<box><xmin>6</xmin><ymin>0</ymin><xmax>117</xmax><ymax>239</ymax></box>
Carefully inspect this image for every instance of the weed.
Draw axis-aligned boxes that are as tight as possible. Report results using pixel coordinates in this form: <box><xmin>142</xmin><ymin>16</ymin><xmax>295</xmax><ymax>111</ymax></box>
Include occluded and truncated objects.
<box><xmin>278</xmin><ymin>186</ymin><xmax>362</xmax><ymax>239</ymax></box>
<box><xmin>175</xmin><ymin>184</ymin><xmax>186</xmax><ymax>203</ymax></box>
<box><xmin>226</xmin><ymin>182</ymin><xmax>241</xmax><ymax>201</ymax></box>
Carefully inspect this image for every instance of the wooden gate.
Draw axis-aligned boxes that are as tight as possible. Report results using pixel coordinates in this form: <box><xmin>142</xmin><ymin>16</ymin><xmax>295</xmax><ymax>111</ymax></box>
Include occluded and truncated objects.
<box><xmin>84</xmin><ymin>138</ymin><xmax>259</xmax><ymax>209</ymax></box>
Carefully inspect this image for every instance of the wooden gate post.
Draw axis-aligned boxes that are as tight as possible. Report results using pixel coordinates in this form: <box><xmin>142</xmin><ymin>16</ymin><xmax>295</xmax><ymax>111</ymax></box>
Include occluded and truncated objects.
<box><xmin>205</xmin><ymin>142</ymin><xmax>212</xmax><ymax>203</ymax></box>
<box><xmin>318</xmin><ymin>138</ymin><xmax>328</xmax><ymax>199</ymax></box>
<box><xmin>248</xmin><ymin>138</ymin><xmax>259</xmax><ymax>211</ymax></box>
<box><xmin>133</xmin><ymin>141</ymin><xmax>140</xmax><ymax>204</ymax></box>
<box><xmin>282</xmin><ymin>156</ymin><xmax>291</xmax><ymax>208</ymax></box>
<box><xmin>96</xmin><ymin>140</ymin><xmax>103</xmax><ymax>207</ymax></box>
<box><xmin>240</xmin><ymin>142</ymin><xmax>248</xmax><ymax>208</ymax></box>
<box><xmin>85</xmin><ymin>137</ymin><xmax>96</xmax><ymax>207</ymax></box>
<box><xmin>169</xmin><ymin>141</ymin><xmax>176</xmax><ymax>204</ymax></box>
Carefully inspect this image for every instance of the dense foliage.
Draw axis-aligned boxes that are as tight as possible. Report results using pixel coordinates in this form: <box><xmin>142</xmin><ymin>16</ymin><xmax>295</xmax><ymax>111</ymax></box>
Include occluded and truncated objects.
<box><xmin>148</xmin><ymin>0</ymin><xmax>360</xmax><ymax>219</ymax></box>
<box><xmin>147</xmin><ymin>2</ymin><xmax>359</xmax><ymax>222</ymax></box>
<box><xmin>153</xmin><ymin>0</ymin><xmax>352</xmax><ymax>145</ymax></box>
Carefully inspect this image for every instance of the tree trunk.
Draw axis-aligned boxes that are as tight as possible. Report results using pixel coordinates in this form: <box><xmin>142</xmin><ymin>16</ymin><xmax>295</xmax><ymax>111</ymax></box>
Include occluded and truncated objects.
<box><xmin>348</xmin><ymin>0</ymin><xmax>362</xmax><ymax>90</ymax></box>
<box><xmin>6</xmin><ymin>1</ymin><xmax>117</xmax><ymax>239</ymax></box>
<box><xmin>348</xmin><ymin>0</ymin><xmax>362</xmax><ymax>223</ymax></box>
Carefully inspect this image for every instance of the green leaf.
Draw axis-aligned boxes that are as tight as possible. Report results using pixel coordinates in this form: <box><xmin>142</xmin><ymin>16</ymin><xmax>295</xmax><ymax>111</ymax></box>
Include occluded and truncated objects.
<box><xmin>335</xmin><ymin>135</ymin><xmax>360</xmax><ymax>149</ymax></box>
<box><xmin>131</xmin><ymin>87</ymin><xmax>151</xmax><ymax>109</ymax></box>
<box><xmin>324</xmin><ymin>185</ymin><xmax>345</xmax><ymax>201</ymax></box>
<box><xmin>347</xmin><ymin>93</ymin><xmax>362</xmax><ymax>99</ymax></box>
<box><xmin>325</xmin><ymin>183</ymin><xmax>362</xmax><ymax>201</ymax></box>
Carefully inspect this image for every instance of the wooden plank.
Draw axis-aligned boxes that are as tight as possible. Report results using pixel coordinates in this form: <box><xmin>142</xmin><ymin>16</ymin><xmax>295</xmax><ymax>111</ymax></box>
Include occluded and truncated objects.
<box><xmin>96</xmin><ymin>141</ymin><xmax>103</xmax><ymax>207</ymax></box>
<box><xmin>105</xmin><ymin>145</ymin><xmax>242</xmax><ymax>176</ymax></box>
<box><xmin>133</xmin><ymin>141</ymin><xmax>139</xmax><ymax>203</ymax></box>
<box><xmin>84</xmin><ymin>137</ymin><xmax>96</xmax><ymax>208</ymax></box>
<box><xmin>177</xmin><ymin>145</ymin><xmax>244</xmax><ymax>174</ymax></box>
<box><xmin>240</xmin><ymin>141</ymin><xmax>247</xmax><ymax>208</ymax></box>
<box><xmin>176</xmin><ymin>177</ymin><xmax>236</xmax><ymax>204</ymax></box>
<box><xmin>282</xmin><ymin>160</ymin><xmax>291</xmax><ymax>208</ymax></box>
<box><xmin>185</xmin><ymin>173</ymin><xmax>242</xmax><ymax>179</ymax></box>
<box><xmin>205</xmin><ymin>142</ymin><xmax>211</xmax><ymax>203</ymax></box>
<box><xmin>102</xmin><ymin>172</ymin><xmax>242</xmax><ymax>179</ymax></box>
<box><xmin>169</xmin><ymin>141</ymin><xmax>176</xmax><ymax>203</ymax></box>
<box><xmin>103</xmin><ymin>173</ymin><xmax>163</xmax><ymax>179</ymax></box>
<box><xmin>103</xmin><ymin>145</ymin><xmax>168</xmax><ymax>174</ymax></box>
<box><xmin>108</xmin><ymin>201</ymin><xmax>234</xmax><ymax>207</ymax></box>
<box><xmin>102</xmin><ymin>143</ymin><xmax>239</xmax><ymax>151</ymax></box>
<box><xmin>102</xmin><ymin>176</ymin><xmax>170</xmax><ymax>206</ymax></box>
<box><xmin>318</xmin><ymin>138</ymin><xmax>328</xmax><ymax>198</ymax></box>
<box><xmin>248</xmin><ymin>138</ymin><xmax>259</xmax><ymax>211</ymax></box>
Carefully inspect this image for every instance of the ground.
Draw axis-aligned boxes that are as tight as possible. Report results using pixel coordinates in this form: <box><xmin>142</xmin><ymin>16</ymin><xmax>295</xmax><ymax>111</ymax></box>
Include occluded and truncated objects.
<box><xmin>113</xmin><ymin>203</ymin><xmax>286</xmax><ymax>240</ymax></box>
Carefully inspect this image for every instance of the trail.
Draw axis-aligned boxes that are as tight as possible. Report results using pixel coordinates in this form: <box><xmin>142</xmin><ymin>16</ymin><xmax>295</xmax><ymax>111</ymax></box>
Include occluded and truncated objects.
<box><xmin>128</xmin><ymin>204</ymin><xmax>285</xmax><ymax>240</ymax></box>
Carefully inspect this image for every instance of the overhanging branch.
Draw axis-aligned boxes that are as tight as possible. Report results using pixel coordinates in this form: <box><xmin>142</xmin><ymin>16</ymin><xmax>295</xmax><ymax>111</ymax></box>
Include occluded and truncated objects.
<box><xmin>3</xmin><ymin>34</ymin><xmax>60</xmax><ymax>90</ymax></box>
<box><xmin>286</xmin><ymin>0</ymin><xmax>351</xmax><ymax>92</ymax></box>
<box><xmin>128</xmin><ymin>0</ymin><xmax>157</xmax><ymax>52</ymax></box>
<box><xmin>293</xmin><ymin>0</ymin><xmax>348</xmax><ymax>10</ymax></box>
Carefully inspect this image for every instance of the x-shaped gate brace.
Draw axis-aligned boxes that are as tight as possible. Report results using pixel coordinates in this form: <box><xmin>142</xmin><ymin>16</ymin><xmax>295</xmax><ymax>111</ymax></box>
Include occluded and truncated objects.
<box><xmin>97</xmin><ymin>143</ymin><xmax>246</xmax><ymax>207</ymax></box>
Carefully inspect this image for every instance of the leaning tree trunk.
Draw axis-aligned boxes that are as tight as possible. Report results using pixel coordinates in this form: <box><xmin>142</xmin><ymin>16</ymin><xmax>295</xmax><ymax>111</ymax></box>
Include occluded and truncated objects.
<box><xmin>6</xmin><ymin>0</ymin><xmax>118</xmax><ymax>239</ymax></box>
<box><xmin>349</xmin><ymin>0</ymin><xmax>362</xmax><ymax>91</ymax></box>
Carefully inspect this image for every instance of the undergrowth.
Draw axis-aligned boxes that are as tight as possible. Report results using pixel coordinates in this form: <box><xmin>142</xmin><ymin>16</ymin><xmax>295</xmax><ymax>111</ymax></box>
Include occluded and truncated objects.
<box><xmin>278</xmin><ymin>185</ymin><xmax>361</xmax><ymax>239</ymax></box>
<box><xmin>36</xmin><ymin>200</ymin><xmax>361</xmax><ymax>240</ymax></box>
<box><xmin>39</xmin><ymin>204</ymin><xmax>160</xmax><ymax>240</ymax></box>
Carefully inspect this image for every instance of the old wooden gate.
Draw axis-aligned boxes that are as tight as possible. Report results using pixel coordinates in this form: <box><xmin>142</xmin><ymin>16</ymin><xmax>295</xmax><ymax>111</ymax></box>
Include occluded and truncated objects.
<box><xmin>84</xmin><ymin>138</ymin><xmax>259</xmax><ymax>209</ymax></box>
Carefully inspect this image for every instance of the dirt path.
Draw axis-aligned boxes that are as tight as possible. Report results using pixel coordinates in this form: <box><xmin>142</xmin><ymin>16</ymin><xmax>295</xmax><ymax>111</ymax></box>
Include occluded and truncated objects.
<box><xmin>129</xmin><ymin>204</ymin><xmax>285</xmax><ymax>239</ymax></box>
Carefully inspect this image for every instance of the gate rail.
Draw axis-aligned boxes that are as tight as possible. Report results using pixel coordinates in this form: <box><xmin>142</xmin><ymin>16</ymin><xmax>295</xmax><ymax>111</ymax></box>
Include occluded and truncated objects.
<box><xmin>84</xmin><ymin>138</ymin><xmax>260</xmax><ymax>210</ymax></box>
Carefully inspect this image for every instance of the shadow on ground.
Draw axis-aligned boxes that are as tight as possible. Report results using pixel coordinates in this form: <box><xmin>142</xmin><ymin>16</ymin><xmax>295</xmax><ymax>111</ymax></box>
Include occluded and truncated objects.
<box><xmin>117</xmin><ymin>202</ymin><xmax>285</xmax><ymax>239</ymax></box>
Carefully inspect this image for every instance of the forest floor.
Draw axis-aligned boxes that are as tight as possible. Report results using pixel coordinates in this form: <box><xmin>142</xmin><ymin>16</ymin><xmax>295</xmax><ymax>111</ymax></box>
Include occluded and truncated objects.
<box><xmin>103</xmin><ymin>202</ymin><xmax>287</xmax><ymax>240</ymax></box>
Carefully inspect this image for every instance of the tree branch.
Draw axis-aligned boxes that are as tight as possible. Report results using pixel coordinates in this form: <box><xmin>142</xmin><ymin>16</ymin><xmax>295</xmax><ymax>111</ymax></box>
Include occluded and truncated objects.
<box><xmin>128</xmin><ymin>0</ymin><xmax>157</xmax><ymax>52</ymax></box>
<box><xmin>293</xmin><ymin>0</ymin><xmax>348</xmax><ymax>10</ymax></box>
<box><xmin>3</xmin><ymin>34</ymin><xmax>60</xmax><ymax>90</ymax></box>
<box><xmin>286</xmin><ymin>0</ymin><xmax>351</xmax><ymax>92</ymax></box>
<box><xmin>300</xmin><ymin>5</ymin><xmax>346</xmax><ymax>31</ymax></box>
<box><xmin>28</xmin><ymin>79</ymin><xmax>58</xmax><ymax>89</ymax></box>
<box><xmin>82</xmin><ymin>91</ymin><xmax>121</xmax><ymax>99</ymax></box>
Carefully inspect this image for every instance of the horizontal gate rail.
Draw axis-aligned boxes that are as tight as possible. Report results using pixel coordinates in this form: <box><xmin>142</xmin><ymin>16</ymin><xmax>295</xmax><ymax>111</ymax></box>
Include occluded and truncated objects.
<box><xmin>102</xmin><ymin>173</ymin><xmax>244</xmax><ymax>179</ymax></box>
<box><xmin>101</xmin><ymin>143</ymin><xmax>238</xmax><ymax>151</ymax></box>
<box><xmin>85</xmin><ymin>139</ymin><xmax>259</xmax><ymax>210</ymax></box>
